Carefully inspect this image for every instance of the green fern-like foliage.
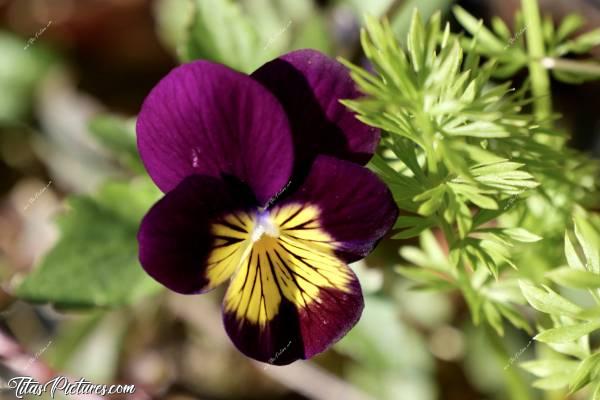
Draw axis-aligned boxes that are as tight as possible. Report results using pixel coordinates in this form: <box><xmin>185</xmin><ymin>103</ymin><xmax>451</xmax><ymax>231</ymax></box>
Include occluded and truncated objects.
<box><xmin>521</xmin><ymin>211</ymin><xmax>600</xmax><ymax>397</ymax></box>
<box><xmin>453</xmin><ymin>5</ymin><xmax>600</xmax><ymax>83</ymax></box>
<box><xmin>342</xmin><ymin>5</ymin><xmax>600</xmax><ymax>398</ymax></box>
<box><xmin>342</xmin><ymin>9</ymin><xmax>599</xmax><ymax>338</ymax></box>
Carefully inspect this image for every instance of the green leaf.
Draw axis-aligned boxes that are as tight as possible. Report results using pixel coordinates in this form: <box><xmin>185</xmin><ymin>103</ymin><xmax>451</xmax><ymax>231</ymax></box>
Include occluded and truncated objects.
<box><xmin>546</xmin><ymin>267</ymin><xmax>600</xmax><ymax>289</ymax></box>
<box><xmin>521</xmin><ymin>358</ymin><xmax>579</xmax><ymax>377</ymax></box>
<box><xmin>496</xmin><ymin>303</ymin><xmax>532</xmax><ymax>333</ymax></box>
<box><xmin>543</xmin><ymin>15</ymin><xmax>555</xmax><ymax>46</ymax></box>
<box><xmin>445</xmin><ymin>121</ymin><xmax>510</xmax><ymax>138</ymax></box>
<box><xmin>452</xmin><ymin>6</ymin><xmax>505</xmax><ymax>53</ymax></box>
<box><xmin>407</xmin><ymin>8</ymin><xmax>426</xmax><ymax>72</ymax></box>
<box><xmin>491</xmin><ymin>17</ymin><xmax>512</xmax><ymax>41</ymax></box>
<box><xmin>415</xmin><ymin>185</ymin><xmax>446</xmax><ymax>216</ymax></box>
<box><xmin>566</xmin><ymin>29</ymin><xmax>600</xmax><ymax>54</ymax></box>
<box><xmin>483</xmin><ymin>301</ymin><xmax>504</xmax><ymax>335</ymax></box>
<box><xmin>594</xmin><ymin>382</ymin><xmax>600</xmax><ymax>400</ymax></box>
<box><xmin>16</xmin><ymin>179</ymin><xmax>163</xmax><ymax>308</ymax></box>
<box><xmin>468</xmin><ymin>192</ymin><xmax>499</xmax><ymax>210</ymax></box>
<box><xmin>519</xmin><ymin>281</ymin><xmax>582</xmax><ymax>318</ymax></box>
<box><xmin>181</xmin><ymin>0</ymin><xmax>262</xmax><ymax>72</ymax></box>
<box><xmin>577</xmin><ymin>307</ymin><xmax>600</xmax><ymax>320</ymax></box>
<box><xmin>565</xmin><ymin>231</ymin><xmax>586</xmax><ymax>270</ymax></box>
<box><xmin>569</xmin><ymin>352</ymin><xmax>600</xmax><ymax>393</ymax></box>
<box><xmin>556</xmin><ymin>14</ymin><xmax>584</xmax><ymax>42</ymax></box>
<box><xmin>392</xmin><ymin>216</ymin><xmax>435</xmax><ymax>239</ymax></box>
<box><xmin>532</xmin><ymin>373</ymin><xmax>571</xmax><ymax>390</ymax></box>
<box><xmin>535</xmin><ymin>320</ymin><xmax>600</xmax><ymax>344</ymax></box>
<box><xmin>501</xmin><ymin>228</ymin><xmax>542</xmax><ymax>243</ymax></box>
<box><xmin>546</xmin><ymin>341</ymin><xmax>590</xmax><ymax>360</ymax></box>
<box><xmin>574</xmin><ymin>214</ymin><xmax>600</xmax><ymax>273</ymax></box>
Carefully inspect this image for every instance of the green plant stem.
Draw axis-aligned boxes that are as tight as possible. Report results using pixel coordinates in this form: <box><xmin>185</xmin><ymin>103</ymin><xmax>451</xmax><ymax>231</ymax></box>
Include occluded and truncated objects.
<box><xmin>541</xmin><ymin>57</ymin><xmax>600</xmax><ymax>77</ymax></box>
<box><xmin>416</xmin><ymin>112</ymin><xmax>439</xmax><ymax>175</ymax></box>
<box><xmin>522</xmin><ymin>0</ymin><xmax>552</xmax><ymax>125</ymax></box>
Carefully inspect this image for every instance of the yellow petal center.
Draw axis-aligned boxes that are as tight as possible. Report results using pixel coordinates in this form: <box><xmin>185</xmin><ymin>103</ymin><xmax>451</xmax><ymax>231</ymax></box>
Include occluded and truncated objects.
<box><xmin>206</xmin><ymin>203</ymin><xmax>353</xmax><ymax>327</ymax></box>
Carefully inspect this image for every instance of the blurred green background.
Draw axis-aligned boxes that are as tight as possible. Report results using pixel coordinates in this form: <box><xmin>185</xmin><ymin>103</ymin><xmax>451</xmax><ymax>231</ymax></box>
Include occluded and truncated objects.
<box><xmin>0</xmin><ymin>0</ymin><xmax>598</xmax><ymax>399</ymax></box>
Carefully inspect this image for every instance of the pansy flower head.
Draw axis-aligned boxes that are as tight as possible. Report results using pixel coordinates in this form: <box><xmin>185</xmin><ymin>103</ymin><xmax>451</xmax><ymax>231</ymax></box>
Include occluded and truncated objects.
<box><xmin>137</xmin><ymin>49</ymin><xmax>398</xmax><ymax>365</ymax></box>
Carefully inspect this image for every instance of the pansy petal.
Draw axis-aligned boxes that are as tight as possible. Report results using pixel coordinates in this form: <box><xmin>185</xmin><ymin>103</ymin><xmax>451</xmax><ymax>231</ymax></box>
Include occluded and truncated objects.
<box><xmin>280</xmin><ymin>155</ymin><xmax>398</xmax><ymax>262</ymax></box>
<box><xmin>251</xmin><ymin>49</ymin><xmax>379</xmax><ymax>167</ymax></box>
<box><xmin>221</xmin><ymin>203</ymin><xmax>364</xmax><ymax>364</ymax></box>
<box><xmin>137</xmin><ymin>60</ymin><xmax>294</xmax><ymax>204</ymax></box>
<box><xmin>138</xmin><ymin>175</ymin><xmax>258</xmax><ymax>294</ymax></box>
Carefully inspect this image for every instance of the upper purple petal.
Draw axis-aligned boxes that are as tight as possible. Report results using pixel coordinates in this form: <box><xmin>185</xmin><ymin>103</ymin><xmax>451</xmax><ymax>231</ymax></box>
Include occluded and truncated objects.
<box><xmin>137</xmin><ymin>60</ymin><xmax>294</xmax><ymax>205</ymax></box>
<box><xmin>278</xmin><ymin>155</ymin><xmax>398</xmax><ymax>262</ymax></box>
<box><xmin>251</xmin><ymin>49</ymin><xmax>380</xmax><ymax>168</ymax></box>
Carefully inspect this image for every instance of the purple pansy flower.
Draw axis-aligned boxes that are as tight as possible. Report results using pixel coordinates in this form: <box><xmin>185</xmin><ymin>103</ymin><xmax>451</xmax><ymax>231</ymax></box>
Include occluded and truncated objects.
<box><xmin>136</xmin><ymin>49</ymin><xmax>398</xmax><ymax>365</ymax></box>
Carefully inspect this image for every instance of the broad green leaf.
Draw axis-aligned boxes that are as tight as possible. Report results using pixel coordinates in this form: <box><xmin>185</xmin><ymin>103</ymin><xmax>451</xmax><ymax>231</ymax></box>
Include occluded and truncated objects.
<box><xmin>181</xmin><ymin>0</ymin><xmax>261</xmax><ymax>72</ymax></box>
<box><xmin>519</xmin><ymin>281</ymin><xmax>582</xmax><ymax>318</ymax></box>
<box><xmin>546</xmin><ymin>267</ymin><xmax>600</xmax><ymax>289</ymax></box>
<box><xmin>535</xmin><ymin>320</ymin><xmax>600</xmax><ymax>344</ymax></box>
<box><xmin>16</xmin><ymin>179</ymin><xmax>163</xmax><ymax>307</ymax></box>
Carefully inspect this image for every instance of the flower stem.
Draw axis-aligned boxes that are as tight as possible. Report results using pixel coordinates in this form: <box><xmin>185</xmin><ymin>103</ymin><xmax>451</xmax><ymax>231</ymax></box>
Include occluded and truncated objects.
<box><xmin>522</xmin><ymin>0</ymin><xmax>552</xmax><ymax>125</ymax></box>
